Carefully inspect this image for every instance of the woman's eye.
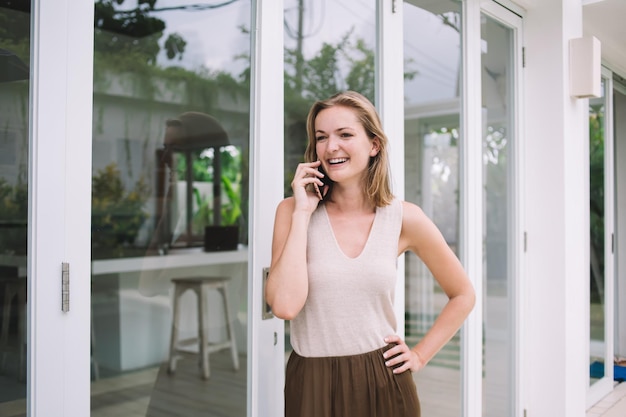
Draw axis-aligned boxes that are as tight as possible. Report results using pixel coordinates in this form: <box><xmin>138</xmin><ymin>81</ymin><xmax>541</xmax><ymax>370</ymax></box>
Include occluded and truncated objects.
<box><xmin>315</xmin><ymin>136</ymin><xmax>327</xmax><ymax>141</ymax></box>
<box><xmin>341</xmin><ymin>133</ymin><xmax>353</xmax><ymax>138</ymax></box>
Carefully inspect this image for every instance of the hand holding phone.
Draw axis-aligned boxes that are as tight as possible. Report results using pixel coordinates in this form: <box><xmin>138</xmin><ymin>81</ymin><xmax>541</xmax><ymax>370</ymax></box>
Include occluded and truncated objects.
<box><xmin>316</xmin><ymin>166</ymin><xmax>332</xmax><ymax>200</ymax></box>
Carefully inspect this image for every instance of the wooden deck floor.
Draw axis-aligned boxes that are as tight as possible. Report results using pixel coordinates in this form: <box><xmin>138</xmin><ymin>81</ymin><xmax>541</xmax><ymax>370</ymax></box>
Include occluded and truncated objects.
<box><xmin>3</xmin><ymin>364</ymin><xmax>626</xmax><ymax>417</ymax></box>
<box><xmin>0</xmin><ymin>350</ymin><xmax>246</xmax><ymax>417</ymax></box>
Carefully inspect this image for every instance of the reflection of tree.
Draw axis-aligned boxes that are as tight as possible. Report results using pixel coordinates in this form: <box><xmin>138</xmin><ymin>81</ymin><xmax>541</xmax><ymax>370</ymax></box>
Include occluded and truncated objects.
<box><xmin>282</xmin><ymin>26</ymin><xmax>378</xmax><ymax>194</ymax></box>
<box><xmin>93</xmin><ymin>0</ymin><xmax>249</xmax><ymax>109</ymax></box>
<box><xmin>0</xmin><ymin>1</ymin><xmax>31</xmax><ymax>63</ymax></box>
<box><xmin>94</xmin><ymin>0</ymin><xmax>240</xmax><ymax>64</ymax></box>
<box><xmin>92</xmin><ymin>1</ymin><xmax>250</xmax><ymax>253</ymax></box>
<box><xmin>96</xmin><ymin>0</ymin><xmax>179</xmax><ymax>64</ymax></box>
<box><xmin>285</xmin><ymin>30</ymin><xmax>376</xmax><ymax>118</ymax></box>
<box><xmin>589</xmin><ymin>105</ymin><xmax>604</xmax><ymax>303</ymax></box>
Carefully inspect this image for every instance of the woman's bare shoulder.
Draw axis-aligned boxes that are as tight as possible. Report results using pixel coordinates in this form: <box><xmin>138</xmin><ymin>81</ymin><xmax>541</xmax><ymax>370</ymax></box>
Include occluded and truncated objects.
<box><xmin>399</xmin><ymin>200</ymin><xmax>442</xmax><ymax>254</ymax></box>
<box><xmin>274</xmin><ymin>196</ymin><xmax>297</xmax><ymax>222</ymax></box>
<box><xmin>400</xmin><ymin>200</ymin><xmax>427</xmax><ymax>222</ymax></box>
<box><xmin>276</xmin><ymin>196</ymin><xmax>295</xmax><ymax>212</ymax></box>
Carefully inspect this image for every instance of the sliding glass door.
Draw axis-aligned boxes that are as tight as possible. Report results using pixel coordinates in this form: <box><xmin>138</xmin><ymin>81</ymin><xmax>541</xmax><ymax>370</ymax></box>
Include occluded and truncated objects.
<box><xmin>402</xmin><ymin>1</ymin><xmax>524</xmax><ymax>416</ymax></box>
<box><xmin>480</xmin><ymin>8</ymin><xmax>521</xmax><ymax>416</ymax></box>
<box><xmin>403</xmin><ymin>1</ymin><xmax>463</xmax><ymax>416</ymax></box>
<box><xmin>587</xmin><ymin>69</ymin><xmax>616</xmax><ymax>407</ymax></box>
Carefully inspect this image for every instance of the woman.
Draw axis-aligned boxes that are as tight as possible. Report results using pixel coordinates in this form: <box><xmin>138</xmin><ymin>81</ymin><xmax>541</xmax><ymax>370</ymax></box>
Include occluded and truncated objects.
<box><xmin>266</xmin><ymin>91</ymin><xmax>475</xmax><ymax>417</ymax></box>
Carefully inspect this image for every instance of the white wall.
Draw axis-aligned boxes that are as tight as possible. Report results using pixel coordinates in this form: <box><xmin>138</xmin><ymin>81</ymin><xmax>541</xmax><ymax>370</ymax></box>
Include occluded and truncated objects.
<box><xmin>523</xmin><ymin>0</ymin><xmax>589</xmax><ymax>416</ymax></box>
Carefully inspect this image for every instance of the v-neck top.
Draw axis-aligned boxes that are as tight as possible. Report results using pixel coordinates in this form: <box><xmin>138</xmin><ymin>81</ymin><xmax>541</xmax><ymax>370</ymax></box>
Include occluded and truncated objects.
<box><xmin>290</xmin><ymin>198</ymin><xmax>403</xmax><ymax>357</ymax></box>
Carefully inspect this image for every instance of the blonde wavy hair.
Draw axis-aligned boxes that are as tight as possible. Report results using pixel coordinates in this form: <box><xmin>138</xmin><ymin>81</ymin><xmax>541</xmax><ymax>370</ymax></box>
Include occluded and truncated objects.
<box><xmin>304</xmin><ymin>91</ymin><xmax>394</xmax><ymax>207</ymax></box>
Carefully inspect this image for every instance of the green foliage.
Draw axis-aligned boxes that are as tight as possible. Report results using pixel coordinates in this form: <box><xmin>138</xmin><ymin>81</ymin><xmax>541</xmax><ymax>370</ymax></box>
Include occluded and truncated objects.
<box><xmin>283</xmin><ymin>29</ymin><xmax>378</xmax><ymax>196</ymax></box>
<box><xmin>179</xmin><ymin>146</ymin><xmax>243</xmax><ymax>229</ymax></box>
<box><xmin>221</xmin><ymin>174</ymin><xmax>242</xmax><ymax>226</ymax></box>
<box><xmin>192</xmin><ymin>186</ymin><xmax>212</xmax><ymax>231</ymax></box>
<box><xmin>95</xmin><ymin>0</ymin><xmax>167</xmax><ymax>65</ymax></box>
<box><xmin>285</xmin><ymin>29</ymin><xmax>376</xmax><ymax>111</ymax></box>
<box><xmin>344</xmin><ymin>38</ymin><xmax>376</xmax><ymax>102</ymax></box>
<box><xmin>589</xmin><ymin>104</ymin><xmax>605</xmax><ymax>302</ymax></box>
<box><xmin>92</xmin><ymin>163</ymin><xmax>150</xmax><ymax>256</ymax></box>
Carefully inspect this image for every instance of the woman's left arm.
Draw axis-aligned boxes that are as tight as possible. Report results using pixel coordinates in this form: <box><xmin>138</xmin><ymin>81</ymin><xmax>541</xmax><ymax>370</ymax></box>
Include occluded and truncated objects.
<box><xmin>384</xmin><ymin>201</ymin><xmax>475</xmax><ymax>374</ymax></box>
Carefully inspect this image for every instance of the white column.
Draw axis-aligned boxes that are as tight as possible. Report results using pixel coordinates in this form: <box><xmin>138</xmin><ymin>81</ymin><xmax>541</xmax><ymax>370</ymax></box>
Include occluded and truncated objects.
<box><xmin>377</xmin><ymin>0</ymin><xmax>406</xmax><ymax>336</ymax></box>
<box><xmin>523</xmin><ymin>0</ymin><xmax>588</xmax><ymax>416</ymax></box>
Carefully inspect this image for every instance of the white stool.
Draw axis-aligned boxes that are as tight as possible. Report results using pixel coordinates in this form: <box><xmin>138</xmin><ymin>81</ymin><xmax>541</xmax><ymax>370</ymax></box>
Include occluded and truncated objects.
<box><xmin>168</xmin><ymin>276</ymin><xmax>239</xmax><ymax>379</ymax></box>
<box><xmin>0</xmin><ymin>277</ymin><xmax>26</xmax><ymax>381</ymax></box>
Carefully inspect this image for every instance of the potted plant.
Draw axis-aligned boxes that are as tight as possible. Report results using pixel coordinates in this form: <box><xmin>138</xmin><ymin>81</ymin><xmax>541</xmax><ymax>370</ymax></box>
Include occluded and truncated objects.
<box><xmin>91</xmin><ymin>163</ymin><xmax>150</xmax><ymax>258</ymax></box>
<box><xmin>203</xmin><ymin>174</ymin><xmax>242</xmax><ymax>252</ymax></box>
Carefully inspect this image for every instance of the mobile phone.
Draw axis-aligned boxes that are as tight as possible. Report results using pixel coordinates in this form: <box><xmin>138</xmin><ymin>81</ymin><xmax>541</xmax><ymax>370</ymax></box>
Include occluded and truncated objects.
<box><xmin>317</xmin><ymin>166</ymin><xmax>332</xmax><ymax>199</ymax></box>
<box><xmin>319</xmin><ymin>166</ymin><xmax>333</xmax><ymax>187</ymax></box>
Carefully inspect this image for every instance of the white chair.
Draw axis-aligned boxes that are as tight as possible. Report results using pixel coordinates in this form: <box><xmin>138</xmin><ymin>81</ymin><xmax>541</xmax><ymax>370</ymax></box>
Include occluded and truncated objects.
<box><xmin>167</xmin><ymin>276</ymin><xmax>239</xmax><ymax>379</ymax></box>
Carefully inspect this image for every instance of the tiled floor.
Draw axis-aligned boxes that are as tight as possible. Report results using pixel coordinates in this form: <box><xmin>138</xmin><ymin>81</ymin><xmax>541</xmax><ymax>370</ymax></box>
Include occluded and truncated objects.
<box><xmin>587</xmin><ymin>383</ymin><xmax>626</xmax><ymax>417</ymax></box>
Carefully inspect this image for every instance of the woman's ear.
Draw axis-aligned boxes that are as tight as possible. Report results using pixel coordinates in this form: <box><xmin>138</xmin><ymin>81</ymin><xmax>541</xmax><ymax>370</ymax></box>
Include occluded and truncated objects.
<box><xmin>370</xmin><ymin>137</ymin><xmax>380</xmax><ymax>157</ymax></box>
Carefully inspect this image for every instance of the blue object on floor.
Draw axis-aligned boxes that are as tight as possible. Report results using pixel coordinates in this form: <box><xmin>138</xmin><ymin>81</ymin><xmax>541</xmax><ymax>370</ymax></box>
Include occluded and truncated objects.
<box><xmin>590</xmin><ymin>361</ymin><xmax>626</xmax><ymax>382</ymax></box>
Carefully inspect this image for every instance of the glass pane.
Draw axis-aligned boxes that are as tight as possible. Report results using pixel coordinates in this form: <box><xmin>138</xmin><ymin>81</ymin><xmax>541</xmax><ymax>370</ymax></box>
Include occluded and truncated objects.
<box><xmin>0</xmin><ymin>1</ymin><xmax>30</xmax><ymax>415</ymax></box>
<box><xmin>403</xmin><ymin>2</ymin><xmax>462</xmax><ymax>416</ymax></box>
<box><xmin>282</xmin><ymin>0</ymin><xmax>377</xmax><ymax>350</ymax></box>
<box><xmin>91</xmin><ymin>1</ymin><xmax>250</xmax><ymax>415</ymax></box>
<box><xmin>481</xmin><ymin>14</ymin><xmax>515</xmax><ymax>417</ymax></box>
<box><xmin>589</xmin><ymin>81</ymin><xmax>606</xmax><ymax>385</ymax></box>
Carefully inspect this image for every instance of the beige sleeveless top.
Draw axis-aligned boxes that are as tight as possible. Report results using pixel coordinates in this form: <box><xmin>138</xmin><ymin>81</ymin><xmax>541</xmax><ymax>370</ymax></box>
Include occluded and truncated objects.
<box><xmin>290</xmin><ymin>198</ymin><xmax>403</xmax><ymax>357</ymax></box>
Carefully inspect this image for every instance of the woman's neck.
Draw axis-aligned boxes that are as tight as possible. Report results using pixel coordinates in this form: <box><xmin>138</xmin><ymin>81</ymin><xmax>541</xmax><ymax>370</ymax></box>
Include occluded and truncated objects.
<box><xmin>326</xmin><ymin>185</ymin><xmax>374</xmax><ymax>214</ymax></box>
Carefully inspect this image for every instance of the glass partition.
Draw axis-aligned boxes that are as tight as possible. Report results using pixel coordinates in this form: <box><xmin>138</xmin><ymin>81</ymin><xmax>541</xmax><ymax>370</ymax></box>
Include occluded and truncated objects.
<box><xmin>0</xmin><ymin>2</ymin><xmax>30</xmax><ymax>416</ymax></box>
<box><xmin>90</xmin><ymin>1</ymin><xmax>251</xmax><ymax>415</ymax></box>
<box><xmin>403</xmin><ymin>1</ymin><xmax>462</xmax><ymax>416</ymax></box>
<box><xmin>588</xmin><ymin>80</ymin><xmax>607</xmax><ymax>385</ymax></box>
<box><xmin>481</xmin><ymin>13</ymin><xmax>516</xmax><ymax>417</ymax></box>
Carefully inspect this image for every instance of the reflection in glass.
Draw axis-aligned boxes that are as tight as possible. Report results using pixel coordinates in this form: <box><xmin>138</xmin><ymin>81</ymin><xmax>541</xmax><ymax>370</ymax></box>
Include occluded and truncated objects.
<box><xmin>91</xmin><ymin>1</ymin><xmax>250</xmax><ymax>415</ymax></box>
<box><xmin>481</xmin><ymin>14</ymin><xmax>515</xmax><ymax>417</ymax></box>
<box><xmin>0</xmin><ymin>2</ymin><xmax>29</xmax><ymax>415</ymax></box>
<box><xmin>282</xmin><ymin>0</ymin><xmax>377</xmax><ymax>355</ymax></box>
<box><xmin>283</xmin><ymin>0</ymin><xmax>377</xmax><ymax>196</ymax></box>
<box><xmin>403</xmin><ymin>2</ymin><xmax>462</xmax><ymax>416</ymax></box>
<box><xmin>589</xmin><ymin>84</ymin><xmax>606</xmax><ymax>384</ymax></box>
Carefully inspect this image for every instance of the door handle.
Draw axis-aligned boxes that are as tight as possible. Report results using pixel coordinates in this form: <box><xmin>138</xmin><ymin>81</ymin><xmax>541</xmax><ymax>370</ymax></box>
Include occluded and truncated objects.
<box><xmin>262</xmin><ymin>267</ymin><xmax>274</xmax><ymax>320</ymax></box>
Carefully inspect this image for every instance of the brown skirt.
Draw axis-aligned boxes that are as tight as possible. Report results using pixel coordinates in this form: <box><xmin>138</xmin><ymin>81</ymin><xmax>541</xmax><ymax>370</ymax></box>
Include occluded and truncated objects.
<box><xmin>285</xmin><ymin>344</ymin><xmax>420</xmax><ymax>417</ymax></box>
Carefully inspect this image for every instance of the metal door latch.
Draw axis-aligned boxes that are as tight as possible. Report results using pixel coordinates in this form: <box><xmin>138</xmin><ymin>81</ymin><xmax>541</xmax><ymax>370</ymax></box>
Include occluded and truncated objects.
<box><xmin>262</xmin><ymin>267</ymin><xmax>274</xmax><ymax>320</ymax></box>
<box><xmin>62</xmin><ymin>262</ymin><xmax>69</xmax><ymax>312</ymax></box>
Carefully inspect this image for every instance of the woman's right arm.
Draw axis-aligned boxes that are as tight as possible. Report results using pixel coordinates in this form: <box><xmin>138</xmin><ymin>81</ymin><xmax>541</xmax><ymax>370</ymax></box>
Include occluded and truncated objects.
<box><xmin>265</xmin><ymin>198</ymin><xmax>311</xmax><ymax>319</ymax></box>
<box><xmin>265</xmin><ymin>161</ymin><xmax>326</xmax><ymax>320</ymax></box>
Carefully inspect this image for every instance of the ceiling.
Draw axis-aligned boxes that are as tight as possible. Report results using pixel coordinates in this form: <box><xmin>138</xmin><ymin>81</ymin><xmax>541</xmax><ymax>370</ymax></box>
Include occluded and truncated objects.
<box><xmin>583</xmin><ymin>0</ymin><xmax>626</xmax><ymax>76</ymax></box>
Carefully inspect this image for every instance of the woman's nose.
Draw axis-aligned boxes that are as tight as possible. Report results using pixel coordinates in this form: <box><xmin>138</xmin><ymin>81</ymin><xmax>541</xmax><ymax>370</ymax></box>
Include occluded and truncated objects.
<box><xmin>327</xmin><ymin>135</ymin><xmax>340</xmax><ymax>151</ymax></box>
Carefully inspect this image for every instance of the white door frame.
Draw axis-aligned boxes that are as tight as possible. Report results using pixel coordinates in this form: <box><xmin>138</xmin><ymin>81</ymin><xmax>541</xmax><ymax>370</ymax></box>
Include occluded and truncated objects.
<box><xmin>389</xmin><ymin>2</ymin><xmax>525</xmax><ymax>416</ymax></box>
<box><xmin>474</xmin><ymin>2</ymin><xmax>525</xmax><ymax>417</ymax></box>
<box><xmin>461</xmin><ymin>1</ymin><xmax>485</xmax><ymax>416</ymax></box>
<box><xmin>377</xmin><ymin>0</ymin><xmax>407</xmax><ymax>332</ymax></box>
<box><xmin>248</xmin><ymin>0</ymin><xmax>286</xmax><ymax>416</ymax></box>
<box><xmin>29</xmin><ymin>1</ymin><xmax>93</xmax><ymax>415</ymax></box>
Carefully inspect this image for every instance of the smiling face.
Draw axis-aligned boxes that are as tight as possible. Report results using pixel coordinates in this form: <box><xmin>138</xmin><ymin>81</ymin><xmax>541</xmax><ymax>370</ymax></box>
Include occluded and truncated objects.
<box><xmin>313</xmin><ymin>105</ymin><xmax>379</xmax><ymax>186</ymax></box>
<box><xmin>303</xmin><ymin>91</ymin><xmax>394</xmax><ymax>207</ymax></box>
